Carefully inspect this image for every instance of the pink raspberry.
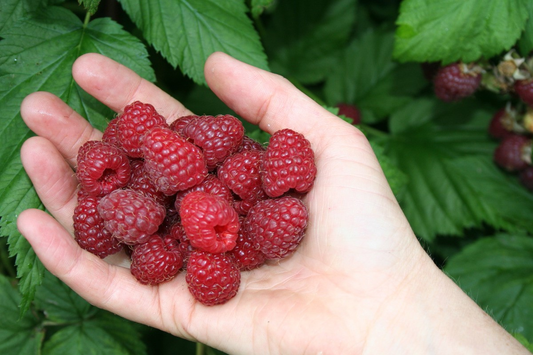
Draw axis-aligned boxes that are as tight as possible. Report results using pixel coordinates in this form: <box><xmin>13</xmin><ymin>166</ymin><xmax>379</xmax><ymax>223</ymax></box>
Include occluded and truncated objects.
<box><xmin>142</xmin><ymin>126</ymin><xmax>207</xmax><ymax>195</ymax></box>
<box><xmin>180</xmin><ymin>191</ymin><xmax>239</xmax><ymax>254</ymax></box>
<box><xmin>244</xmin><ymin>196</ymin><xmax>308</xmax><ymax>259</ymax></box>
<box><xmin>261</xmin><ymin>129</ymin><xmax>317</xmax><ymax>197</ymax></box>
<box><xmin>130</xmin><ymin>234</ymin><xmax>183</xmax><ymax>285</ymax></box>
<box><xmin>514</xmin><ymin>79</ymin><xmax>533</xmax><ymax>106</ymax></box>
<box><xmin>76</xmin><ymin>140</ymin><xmax>131</xmax><ymax>197</ymax></box>
<box><xmin>228</xmin><ymin>218</ymin><xmax>266</xmax><ymax>271</ymax></box>
<box><xmin>493</xmin><ymin>134</ymin><xmax>532</xmax><ymax>172</ymax></box>
<box><xmin>186</xmin><ymin>250</ymin><xmax>241</xmax><ymax>306</ymax></box>
<box><xmin>98</xmin><ymin>189</ymin><xmax>166</xmax><ymax>245</ymax></box>
<box><xmin>182</xmin><ymin>115</ymin><xmax>244</xmax><ymax>170</ymax></box>
<box><xmin>174</xmin><ymin>174</ymin><xmax>233</xmax><ymax>212</ymax></box>
<box><xmin>117</xmin><ymin>101</ymin><xmax>168</xmax><ymax>158</ymax></box>
<box><xmin>73</xmin><ymin>195</ymin><xmax>122</xmax><ymax>258</ymax></box>
<box><xmin>433</xmin><ymin>63</ymin><xmax>482</xmax><ymax>102</ymax></box>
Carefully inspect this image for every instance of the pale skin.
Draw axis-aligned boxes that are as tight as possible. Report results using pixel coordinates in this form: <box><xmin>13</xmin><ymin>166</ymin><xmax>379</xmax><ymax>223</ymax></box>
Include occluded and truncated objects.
<box><xmin>17</xmin><ymin>52</ymin><xmax>528</xmax><ymax>354</ymax></box>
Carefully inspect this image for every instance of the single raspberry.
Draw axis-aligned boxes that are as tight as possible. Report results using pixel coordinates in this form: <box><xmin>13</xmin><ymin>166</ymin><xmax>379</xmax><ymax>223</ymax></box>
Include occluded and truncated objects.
<box><xmin>336</xmin><ymin>103</ymin><xmax>361</xmax><ymax>125</ymax></box>
<box><xmin>182</xmin><ymin>115</ymin><xmax>244</xmax><ymax>170</ymax></box>
<box><xmin>98</xmin><ymin>189</ymin><xmax>166</xmax><ymax>245</ymax></box>
<box><xmin>433</xmin><ymin>63</ymin><xmax>482</xmax><ymax>102</ymax></box>
<box><xmin>102</xmin><ymin>117</ymin><xmax>121</xmax><ymax>148</ymax></box>
<box><xmin>488</xmin><ymin>108</ymin><xmax>514</xmax><ymax>140</ymax></box>
<box><xmin>244</xmin><ymin>196</ymin><xmax>308</xmax><ymax>259</ymax></box>
<box><xmin>169</xmin><ymin>222</ymin><xmax>194</xmax><ymax>263</ymax></box>
<box><xmin>493</xmin><ymin>134</ymin><xmax>532</xmax><ymax>172</ymax></box>
<box><xmin>519</xmin><ymin>166</ymin><xmax>533</xmax><ymax>190</ymax></box>
<box><xmin>142</xmin><ymin>126</ymin><xmax>207</xmax><ymax>195</ymax></box>
<box><xmin>127</xmin><ymin>160</ymin><xmax>171</xmax><ymax>206</ymax></box>
<box><xmin>237</xmin><ymin>136</ymin><xmax>266</xmax><ymax>153</ymax></box>
<box><xmin>169</xmin><ymin>115</ymin><xmax>199</xmax><ymax>136</ymax></box>
<box><xmin>514</xmin><ymin>79</ymin><xmax>533</xmax><ymax>106</ymax></box>
<box><xmin>174</xmin><ymin>174</ymin><xmax>233</xmax><ymax>212</ymax></box>
<box><xmin>180</xmin><ymin>191</ymin><xmax>239</xmax><ymax>254</ymax></box>
<box><xmin>76</xmin><ymin>140</ymin><xmax>131</xmax><ymax>197</ymax></box>
<box><xmin>117</xmin><ymin>101</ymin><xmax>168</xmax><ymax>158</ymax></box>
<box><xmin>186</xmin><ymin>250</ymin><xmax>241</xmax><ymax>306</ymax></box>
<box><xmin>261</xmin><ymin>129</ymin><xmax>317</xmax><ymax>197</ymax></box>
<box><xmin>130</xmin><ymin>234</ymin><xmax>183</xmax><ymax>285</ymax></box>
<box><xmin>229</xmin><ymin>218</ymin><xmax>266</xmax><ymax>271</ymax></box>
<box><xmin>73</xmin><ymin>195</ymin><xmax>122</xmax><ymax>258</ymax></box>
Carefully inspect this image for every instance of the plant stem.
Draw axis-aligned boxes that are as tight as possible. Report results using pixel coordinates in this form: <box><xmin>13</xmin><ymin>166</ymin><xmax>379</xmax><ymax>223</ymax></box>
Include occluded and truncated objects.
<box><xmin>83</xmin><ymin>11</ymin><xmax>91</xmax><ymax>27</ymax></box>
<box><xmin>196</xmin><ymin>342</ymin><xmax>205</xmax><ymax>355</ymax></box>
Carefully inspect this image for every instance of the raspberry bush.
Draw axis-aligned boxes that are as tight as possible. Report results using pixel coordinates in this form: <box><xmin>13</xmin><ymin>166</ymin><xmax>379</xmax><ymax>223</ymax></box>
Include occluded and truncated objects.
<box><xmin>1</xmin><ymin>0</ymin><xmax>533</xmax><ymax>354</ymax></box>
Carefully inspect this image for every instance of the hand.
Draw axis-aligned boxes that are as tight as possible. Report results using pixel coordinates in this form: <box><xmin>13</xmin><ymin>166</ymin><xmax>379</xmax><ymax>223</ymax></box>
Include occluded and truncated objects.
<box><xmin>17</xmin><ymin>53</ymin><xmax>528</xmax><ymax>354</ymax></box>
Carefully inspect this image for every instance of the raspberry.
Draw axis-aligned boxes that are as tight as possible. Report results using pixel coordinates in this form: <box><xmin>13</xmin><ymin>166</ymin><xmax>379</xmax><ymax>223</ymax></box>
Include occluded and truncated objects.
<box><xmin>488</xmin><ymin>108</ymin><xmax>514</xmax><ymax>140</ymax></box>
<box><xmin>76</xmin><ymin>140</ymin><xmax>131</xmax><ymax>197</ymax></box>
<box><xmin>261</xmin><ymin>129</ymin><xmax>317</xmax><ymax>197</ymax></box>
<box><xmin>117</xmin><ymin>101</ymin><xmax>168</xmax><ymax>158</ymax></box>
<box><xmin>493</xmin><ymin>134</ymin><xmax>532</xmax><ymax>172</ymax></box>
<box><xmin>514</xmin><ymin>79</ymin><xmax>533</xmax><ymax>106</ymax></box>
<box><xmin>142</xmin><ymin>126</ymin><xmax>207</xmax><ymax>195</ymax></box>
<box><xmin>229</xmin><ymin>218</ymin><xmax>266</xmax><ymax>271</ymax></box>
<box><xmin>433</xmin><ymin>63</ymin><xmax>482</xmax><ymax>102</ymax></box>
<box><xmin>244</xmin><ymin>196</ymin><xmax>308</xmax><ymax>259</ymax></box>
<box><xmin>130</xmin><ymin>234</ymin><xmax>183</xmax><ymax>285</ymax></box>
<box><xmin>102</xmin><ymin>117</ymin><xmax>121</xmax><ymax>148</ymax></box>
<box><xmin>520</xmin><ymin>166</ymin><xmax>533</xmax><ymax>190</ymax></box>
<box><xmin>73</xmin><ymin>195</ymin><xmax>122</xmax><ymax>258</ymax></box>
<box><xmin>127</xmin><ymin>160</ymin><xmax>170</xmax><ymax>206</ymax></box>
<box><xmin>170</xmin><ymin>222</ymin><xmax>194</xmax><ymax>263</ymax></box>
<box><xmin>169</xmin><ymin>115</ymin><xmax>199</xmax><ymax>136</ymax></box>
<box><xmin>174</xmin><ymin>174</ymin><xmax>233</xmax><ymax>212</ymax></box>
<box><xmin>238</xmin><ymin>136</ymin><xmax>266</xmax><ymax>152</ymax></box>
<box><xmin>336</xmin><ymin>103</ymin><xmax>361</xmax><ymax>124</ymax></box>
<box><xmin>186</xmin><ymin>250</ymin><xmax>240</xmax><ymax>306</ymax></box>
<box><xmin>180</xmin><ymin>191</ymin><xmax>239</xmax><ymax>254</ymax></box>
<box><xmin>98</xmin><ymin>189</ymin><xmax>166</xmax><ymax>245</ymax></box>
<box><xmin>182</xmin><ymin>115</ymin><xmax>244</xmax><ymax>170</ymax></box>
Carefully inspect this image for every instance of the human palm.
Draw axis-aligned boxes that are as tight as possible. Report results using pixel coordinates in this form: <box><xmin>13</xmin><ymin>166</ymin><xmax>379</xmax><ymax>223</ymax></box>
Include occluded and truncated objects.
<box><xmin>18</xmin><ymin>52</ymin><xmax>434</xmax><ymax>354</ymax></box>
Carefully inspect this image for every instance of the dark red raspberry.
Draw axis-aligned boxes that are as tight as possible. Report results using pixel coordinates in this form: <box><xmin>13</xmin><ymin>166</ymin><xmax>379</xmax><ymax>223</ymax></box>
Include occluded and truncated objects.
<box><xmin>336</xmin><ymin>103</ymin><xmax>361</xmax><ymax>124</ymax></box>
<box><xmin>169</xmin><ymin>115</ymin><xmax>199</xmax><ymax>136</ymax></box>
<box><xmin>127</xmin><ymin>160</ymin><xmax>171</xmax><ymax>206</ymax></box>
<box><xmin>98</xmin><ymin>189</ymin><xmax>166</xmax><ymax>245</ymax></box>
<box><xmin>261</xmin><ymin>129</ymin><xmax>317</xmax><ymax>197</ymax></box>
<box><xmin>488</xmin><ymin>108</ymin><xmax>514</xmax><ymax>140</ymax></box>
<box><xmin>186</xmin><ymin>250</ymin><xmax>241</xmax><ymax>306</ymax></box>
<box><xmin>237</xmin><ymin>136</ymin><xmax>266</xmax><ymax>152</ymax></box>
<box><xmin>73</xmin><ymin>195</ymin><xmax>122</xmax><ymax>258</ymax></box>
<box><xmin>180</xmin><ymin>191</ymin><xmax>239</xmax><ymax>254</ymax></box>
<box><xmin>218</xmin><ymin>150</ymin><xmax>267</xmax><ymax>214</ymax></box>
<box><xmin>182</xmin><ymin>115</ymin><xmax>244</xmax><ymax>170</ymax></box>
<box><xmin>102</xmin><ymin>117</ymin><xmax>121</xmax><ymax>148</ymax></box>
<box><xmin>433</xmin><ymin>63</ymin><xmax>482</xmax><ymax>102</ymax></box>
<box><xmin>76</xmin><ymin>140</ymin><xmax>131</xmax><ymax>197</ymax></box>
<box><xmin>142</xmin><ymin>126</ymin><xmax>207</xmax><ymax>195</ymax></box>
<box><xmin>170</xmin><ymin>222</ymin><xmax>194</xmax><ymax>263</ymax></box>
<box><xmin>514</xmin><ymin>79</ymin><xmax>533</xmax><ymax>106</ymax></box>
<box><xmin>174</xmin><ymin>174</ymin><xmax>233</xmax><ymax>212</ymax></box>
<box><xmin>519</xmin><ymin>166</ymin><xmax>533</xmax><ymax>190</ymax></box>
<box><xmin>244</xmin><ymin>196</ymin><xmax>308</xmax><ymax>259</ymax></box>
<box><xmin>130</xmin><ymin>234</ymin><xmax>183</xmax><ymax>285</ymax></box>
<box><xmin>493</xmin><ymin>134</ymin><xmax>532</xmax><ymax>172</ymax></box>
<box><xmin>229</xmin><ymin>218</ymin><xmax>265</xmax><ymax>271</ymax></box>
<box><xmin>117</xmin><ymin>101</ymin><xmax>168</xmax><ymax>158</ymax></box>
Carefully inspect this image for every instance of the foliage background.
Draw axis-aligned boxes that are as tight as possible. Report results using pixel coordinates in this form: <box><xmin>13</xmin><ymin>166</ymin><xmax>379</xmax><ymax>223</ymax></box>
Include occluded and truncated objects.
<box><xmin>0</xmin><ymin>0</ymin><xmax>532</xmax><ymax>353</ymax></box>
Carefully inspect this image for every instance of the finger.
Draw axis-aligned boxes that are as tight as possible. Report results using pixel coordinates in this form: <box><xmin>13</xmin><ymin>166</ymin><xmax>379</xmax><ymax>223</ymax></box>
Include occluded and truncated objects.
<box><xmin>20</xmin><ymin>92</ymin><xmax>102</xmax><ymax>167</ymax></box>
<box><xmin>72</xmin><ymin>53</ymin><xmax>192</xmax><ymax>122</ymax></box>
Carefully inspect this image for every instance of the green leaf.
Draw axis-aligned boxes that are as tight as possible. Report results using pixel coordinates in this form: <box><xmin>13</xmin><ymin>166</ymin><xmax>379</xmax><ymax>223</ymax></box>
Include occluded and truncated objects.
<box><xmin>264</xmin><ymin>0</ymin><xmax>357</xmax><ymax>84</ymax></box>
<box><xmin>118</xmin><ymin>0</ymin><xmax>269</xmax><ymax>85</ymax></box>
<box><xmin>0</xmin><ymin>5</ymin><xmax>154</xmax><ymax>314</ymax></box>
<box><xmin>518</xmin><ymin>2</ymin><xmax>533</xmax><ymax>56</ymax></box>
<box><xmin>250</xmin><ymin>0</ymin><xmax>274</xmax><ymax>18</ymax></box>
<box><xmin>324</xmin><ymin>29</ymin><xmax>427</xmax><ymax>124</ymax></box>
<box><xmin>444</xmin><ymin>234</ymin><xmax>533</xmax><ymax>339</ymax></box>
<box><xmin>78</xmin><ymin>0</ymin><xmax>100</xmax><ymax>15</ymax></box>
<box><xmin>393</xmin><ymin>0</ymin><xmax>530</xmax><ymax>64</ymax></box>
<box><xmin>0</xmin><ymin>0</ymin><xmax>63</xmax><ymax>35</ymax></box>
<box><xmin>369</xmin><ymin>140</ymin><xmax>408</xmax><ymax>198</ymax></box>
<box><xmin>0</xmin><ymin>274</ymin><xmax>44</xmax><ymax>355</ymax></box>
<box><xmin>513</xmin><ymin>333</ymin><xmax>533</xmax><ymax>352</ymax></box>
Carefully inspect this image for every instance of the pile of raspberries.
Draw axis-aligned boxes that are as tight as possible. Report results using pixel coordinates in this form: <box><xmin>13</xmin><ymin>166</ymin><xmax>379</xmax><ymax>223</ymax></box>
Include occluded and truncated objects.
<box><xmin>73</xmin><ymin>101</ymin><xmax>316</xmax><ymax>306</ymax></box>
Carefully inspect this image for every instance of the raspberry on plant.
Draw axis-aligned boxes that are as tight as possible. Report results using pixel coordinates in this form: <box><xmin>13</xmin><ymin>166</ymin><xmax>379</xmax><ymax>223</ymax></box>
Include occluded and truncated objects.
<box><xmin>98</xmin><ymin>189</ymin><xmax>166</xmax><ymax>245</ymax></box>
<box><xmin>76</xmin><ymin>140</ymin><xmax>131</xmax><ymax>197</ymax></box>
<box><xmin>130</xmin><ymin>234</ymin><xmax>183</xmax><ymax>285</ymax></box>
<box><xmin>229</xmin><ymin>218</ymin><xmax>266</xmax><ymax>271</ymax></box>
<box><xmin>519</xmin><ymin>166</ymin><xmax>533</xmax><ymax>191</ymax></box>
<box><xmin>142</xmin><ymin>126</ymin><xmax>207</xmax><ymax>195</ymax></box>
<box><xmin>186</xmin><ymin>250</ymin><xmax>241</xmax><ymax>306</ymax></box>
<box><xmin>514</xmin><ymin>79</ymin><xmax>533</xmax><ymax>106</ymax></box>
<box><xmin>180</xmin><ymin>191</ymin><xmax>239</xmax><ymax>254</ymax></box>
<box><xmin>117</xmin><ymin>101</ymin><xmax>168</xmax><ymax>158</ymax></box>
<box><xmin>336</xmin><ymin>103</ymin><xmax>361</xmax><ymax>125</ymax></box>
<box><xmin>73</xmin><ymin>195</ymin><xmax>122</xmax><ymax>258</ymax></box>
<box><xmin>244</xmin><ymin>196</ymin><xmax>308</xmax><ymax>259</ymax></box>
<box><xmin>261</xmin><ymin>128</ymin><xmax>317</xmax><ymax>197</ymax></box>
<box><xmin>493</xmin><ymin>134</ymin><xmax>532</xmax><ymax>172</ymax></box>
<box><xmin>174</xmin><ymin>174</ymin><xmax>233</xmax><ymax>212</ymax></box>
<box><xmin>488</xmin><ymin>108</ymin><xmax>514</xmax><ymax>140</ymax></box>
<box><xmin>433</xmin><ymin>62</ymin><xmax>482</xmax><ymax>102</ymax></box>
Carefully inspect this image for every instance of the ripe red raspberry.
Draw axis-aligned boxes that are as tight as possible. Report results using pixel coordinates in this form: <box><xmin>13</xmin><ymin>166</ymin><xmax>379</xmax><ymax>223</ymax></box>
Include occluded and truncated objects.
<box><xmin>174</xmin><ymin>174</ymin><xmax>233</xmax><ymax>212</ymax></box>
<box><xmin>130</xmin><ymin>234</ymin><xmax>183</xmax><ymax>285</ymax></box>
<box><xmin>170</xmin><ymin>222</ymin><xmax>194</xmax><ymax>263</ymax></box>
<box><xmin>261</xmin><ymin>129</ymin><xmax>317</xmax><ymax>197</ymax></box>
<box><xmin>514</xmin><ymin>79</ymin><xmax>533</xmax><ymax>106</ymax></box>
<box><xmin>73</xmin><ymin>195</ymin><xmax>122</xmax><ymax>258</ymax></box>
<box><xmin>229</xmin><ymin>218</ymin><xmax>266</xmax><ymax>271</ymax></box>
<box><xmin>244</xmin><ymin>196</ymin><xmax>308</xmax><ymax>259</ymax></box>
<box><xmin>76</xmin><ymin>140</ymin><xmax>131</xmax><ymax>197</ymax></box>
<box><xmin>519</xmin><ymin>166</ymin><xmax>533</xmax><ymax>190</ymax></box>
<box><xmin>336</xmin><ymin>103</ymin><xmax>361</xmax><ymax>124</ymax></box>
<box><xmin>98</xmin><ymin>189</ymin><xmax>166</xmax><ymax>245</ymax></box>
<box><xmin>180</xmin><ymin>191</ymin><xmax>239</xmax><ymax>254</ymax></box>
<box><xmin>182</xmin><ymin>115</ymin><xmax>244</xmax><ymax>170</ymax></box>
<box><xmin>433</xmin><ymin>63</ymin><xmax>482</xmax><ymax>102</ymax></box>
<box><xmin>127</xmin><ymin>160</ymin><xmax>170</xmax><ymax>206</ymax></box>
<box><xmin>169</xmin><ymin>115</ymin><xmax>199</xmax><ymax>136</ymax></box>
<box><xmin>493</xmin><ymin>134</ymin><xmax>532</xmax><ymax>172</ymax></box>
<box><xmin>117</xmin><ymin>101</ymin><xmax>168</xmax><ymax>158</ymax></box>
<box><xmin>488</xmin><ymin>108</ymin><xmax>514</xmax><ymax>140</ymax></box>
<box><xmin>142</xmin><ymin>126</ymin><xmax>207</xmax><ymax>195</ymax></box>
<box><xmin>102</xmin><ymin>117</ymin><xmax>121</xmax><ymax>148</ymax></box>
<box><xmin>237</xmin><ymin>136</ymin><xmax>266</xmax><ymax>153</ymax></box>
<box><xmin>186</xmin><ymin>250</ymin><xmax>241</xmax><ymax>306</ymax></box>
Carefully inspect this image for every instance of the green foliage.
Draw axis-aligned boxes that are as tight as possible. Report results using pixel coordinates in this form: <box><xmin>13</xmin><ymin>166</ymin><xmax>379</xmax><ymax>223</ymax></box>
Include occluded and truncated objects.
<box><xmin>78</xmin><ymin>0</ymin><xmax>100</xmax><ymax>14</ymax></box>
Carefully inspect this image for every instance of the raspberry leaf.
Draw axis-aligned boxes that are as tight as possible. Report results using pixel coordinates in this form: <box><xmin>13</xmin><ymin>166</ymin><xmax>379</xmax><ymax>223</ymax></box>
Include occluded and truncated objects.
<box><xmin>78</xmin><ymin>0</ymin><xmax>100</xmax><ymax>15</ymax></box>
<box><xmin>518</xmin><ymin>1</ymin><xmax>533</xmax><ymax>56</ymax></box>
<box><xmin>393</xmin><ymin>0</ymin><xmax>530</xmax><ymax>64</ymax></box>
<box><xmin>444</xmin><ymin>234</ymin><xmax>533</xmax><ymax>340</ymax></box>
<box><xmin>0</xmin><ymin>0</ymin><xmax>63</xmax><ymax>35</ymax></box>
<box><xmin>117</xmin><ymin>0</ymin><xmax>269</xmax><ymax>85</ymax></box>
